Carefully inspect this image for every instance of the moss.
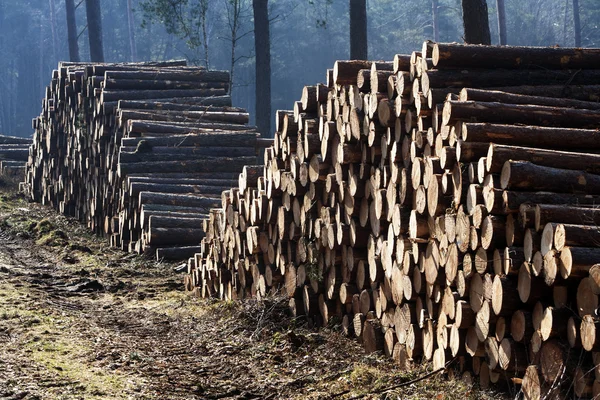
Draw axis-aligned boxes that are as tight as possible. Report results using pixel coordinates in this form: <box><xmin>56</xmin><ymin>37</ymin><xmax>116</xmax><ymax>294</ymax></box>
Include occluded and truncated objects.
<box><xmin>36</xmin><ymin>230</ymin><xmax>68</xmax><ymax>247</ymax></box>
<box><xmin>34</xmin><ymin>219</ymin><xmax>55</xmax><ymax>235</ymax></box>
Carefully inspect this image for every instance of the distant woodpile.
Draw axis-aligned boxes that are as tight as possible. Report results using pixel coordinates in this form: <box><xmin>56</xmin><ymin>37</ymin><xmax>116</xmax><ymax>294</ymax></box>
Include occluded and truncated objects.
<box><xmin>185</xmin><ymin>43</ymin><xmax>600</xmax><ymax>398</ymax></box>
<box><xmin>0</xmin><ymin>134</ymin><xmax>31</xmax><ymax>180</ymax></box>
<box><xmin>24</xmin><ymin>60</ymin><xmax>270</xmax><ymax>259</ymax></box>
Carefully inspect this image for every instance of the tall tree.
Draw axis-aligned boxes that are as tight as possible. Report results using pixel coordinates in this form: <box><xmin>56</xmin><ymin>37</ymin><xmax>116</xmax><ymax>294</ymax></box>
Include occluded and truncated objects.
<box><xmin>86</xmin><ymin>0</ymin><xmax>105</xmax><ymax>62</ymax></box>
<box><xmin>65</xmin><ymin>0</ymin><xmax>80</xmax><ymax>61</ymax></box>
<box><xmin>127</xmin><ymin>0</ymin><xmax>138</xmax><ymax>61</ymax></box>
<box><xmin>496</xmin><ymin>0</ymin><xmax>506</xmax><ymax>45</ymax></box>
<box><xmin>349</xmin><ymin>0</ymin><xmax>367</xmax><ymax>60</ymax></box>
<box><xmin>573</xmin><ymin>0</ymin><xmax>581</xmax><ymax>46</ymax></box>
<box><xmin>253</xmin><ymin>0</ymin><xmax>271</xmax><ymax>138</ymax></box>
<box><xmin>199</xmin><ymin>0</ymin><xmax>210</xmax><ymax>68</ymax></box>
<box><xmin>224</xmin><ymin>0</ymin><xmax>244</xmax><ymax>90</ymax></box>
<box><xmin>48</xmin><ymin>0</ymin><xmax>59</xmax><ymax>62</ymax></box>
<box><xmin>432</xmin><ymin>0</ymin><xmax>440</xmax><ymax>42</ymax></box>
<box><xmin>461</xmin><ymin>0</ymin><xmax>491</xmax><ymax>44</ymax></box>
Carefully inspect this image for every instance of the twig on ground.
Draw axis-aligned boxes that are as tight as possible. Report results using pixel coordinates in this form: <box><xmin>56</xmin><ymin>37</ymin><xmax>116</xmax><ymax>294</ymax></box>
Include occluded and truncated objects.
<box><xmin>330</xmin><ymin>361</ymin><xmax>452</xmax><ymax>400</ymax></box>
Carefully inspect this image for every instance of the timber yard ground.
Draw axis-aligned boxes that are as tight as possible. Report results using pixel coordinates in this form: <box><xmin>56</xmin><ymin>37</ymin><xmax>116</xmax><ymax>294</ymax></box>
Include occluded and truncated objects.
<box><xmin>0</xmin><ymin>179</ymin><xmax>505</xmax><ymax>400</ymax></box>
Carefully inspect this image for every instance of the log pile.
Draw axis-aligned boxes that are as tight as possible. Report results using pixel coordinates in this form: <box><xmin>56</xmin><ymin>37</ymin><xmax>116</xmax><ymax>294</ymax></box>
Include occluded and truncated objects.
<box><xmin>187</xmin><ymin>42</ymin><xmax>600</xmax><ymax>398</ymax></box>
<box><xmin>24</xmin><ymin>61</ymin><xmax>267</xmax><ymax>259</ymax></box>
<box><xmin>0</xmin><ymin>134</ymin><xmax>33</xmax><ymax>179</ymax></box>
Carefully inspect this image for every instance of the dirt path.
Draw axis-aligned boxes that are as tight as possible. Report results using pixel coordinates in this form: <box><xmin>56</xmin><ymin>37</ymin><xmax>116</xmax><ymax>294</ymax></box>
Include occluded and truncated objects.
<box><xmin>0</xmin><ymin>189</ymin><xmax>503</xmax><ymax>400</ymax></box>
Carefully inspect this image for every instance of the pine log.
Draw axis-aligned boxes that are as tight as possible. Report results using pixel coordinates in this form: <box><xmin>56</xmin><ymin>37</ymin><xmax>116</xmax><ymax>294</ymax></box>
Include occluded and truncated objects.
<box><xmin>147</xmin><ymin>227</ymin><xmax>205</xmax><ymax>246</ymax></box>
<box><xmin>118</xmin><ymin>156</ymin><xmax>256</xmax><ymax>177</ymax></box>
<box><xmin>501</xmin><ymin>161</ymin><xmax>600</xmax><ymax>194</ymax></box>
<box><xmin>422</xmin><ymin>68</ymin><xmax>600</xmax><ymax>92</ymax></box>
<box><xmin>432</xmin><ymin>42</ymin><xmax>600</xmax><ymax>69</ymax></box>
<box><xmin>155</xmin><ymin>245</ymin><xmax>202</xmax><ymax>261</ymax></box>
<box><xmin>121</xmin><ymin>132</ymin><xmax>258</xmax><ymax>148</ymax></box>
<box><xmin>443</xmin><ymin>100</ymin><xmax>600</xmax><ymax>128</ymax></box>
<box><xmin>460</xmin><ymin>87</ymin><xmax>600</xmax><ymax>110</ymax></box>
<box><xmin>502</xmin><ymin>190</ymin><xmax>600</xmax><ymax>213</ymax></box>
<box><xmin>462</xmin><ymin>122</ymin><xmax>600</xmax><ymax>150</ymax></box>
<box><xmin>487</xmin><ymin>144</ymin><xmax>600</xmax><ymax>175</ymax></box>
<box><xmin>535</xmin><ymin>204</ymin><xmax>600</xmax><ymax>231</ymax></box>
<box><xmin>138</xmin><ymin>192</ymin><xmax>219</xmax><ymax>209</ymax></box>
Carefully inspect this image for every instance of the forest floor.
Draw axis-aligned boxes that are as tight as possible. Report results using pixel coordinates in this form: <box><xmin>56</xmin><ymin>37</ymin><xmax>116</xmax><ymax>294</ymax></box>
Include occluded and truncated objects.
<box><xmin>0</xmin><ymin>180</ymin><xmax>509</xmax><ymax>400</ymax></box>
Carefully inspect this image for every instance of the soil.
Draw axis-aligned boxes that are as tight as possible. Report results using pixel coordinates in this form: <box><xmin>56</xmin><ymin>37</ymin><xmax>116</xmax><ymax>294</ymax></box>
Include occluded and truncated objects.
<box><xmin>0</xmin><ymin>183</ymin><xmax>508</xmax><ymax>400</ymax></box>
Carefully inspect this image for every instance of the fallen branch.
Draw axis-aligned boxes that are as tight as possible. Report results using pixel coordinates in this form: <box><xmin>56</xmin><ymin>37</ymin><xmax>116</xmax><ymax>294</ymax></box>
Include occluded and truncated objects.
<box><xmin>330</xmin><ymin>361</ymin><xmax>450</xmax><ymax>400</ymax></box>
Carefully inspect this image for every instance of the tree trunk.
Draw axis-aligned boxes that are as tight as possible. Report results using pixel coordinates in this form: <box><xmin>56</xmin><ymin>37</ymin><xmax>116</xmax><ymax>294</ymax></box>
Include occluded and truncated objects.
<box><xmin>253</xmin><ymin>0</ymin><xmax>271</xmax><ymax>138</ymax></box>
<box><xmin>496</xmin><ymin>0</ymin><xmax>507</xmax><ymax>45</ymax></box>
<box><xmin>126</xmin><ymin>0</ymin><xmax>137</xmax><ymax>62</ymax></box>
<box><xmin>85</xmin><ymin>0</ymin><xmax>104</xmax><ymax>62</ymax></box>
<box><xmin>573</xmin><ymin>0</ymin><xmax>581</xmax><ymax>47</ymax></box>
<box><xmin>48</xmin><ymin>0</ymin><xmax>58</xmax><ymax>62</ymax></box>
<box><xmin>432</xmin><ymin>0</ymin><xmax>440</xmax><ymax>42</ymax></box>
<box><xmin>65</xmin><ymin>0</ymin><xmax>79</xmax><ymax>62</ymax></box>
<box><xmin>349</xmin><ymin>0</ymin><xmax>367</xmax><ymax>60</ymax></box>
<box><xmin>461</xmin><ymin>0</ymin><xmax>491</xmax><ymax>44</ymax></box>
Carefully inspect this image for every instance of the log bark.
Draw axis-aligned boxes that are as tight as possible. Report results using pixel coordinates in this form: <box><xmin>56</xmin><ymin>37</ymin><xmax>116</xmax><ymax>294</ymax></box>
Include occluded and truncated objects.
<box><xmin>501</xmin><ymin>161</ymin><xmax>600</xmax><ymax>194</ymax></box>
<box><xmin>461</xmin><ymin>0</ymin><xmax>491</xmax><ymax>45</ymax></box>
<box><xmin>433</xmin><ymin>42</ymin><xmax>600</xmax><ymax>69</ymax></box>
<box><xmin>462</xmin><ymin>122</ymin><xmax>600</xmax><ymax>150</ymax></box>
<box><xmin>155</xmin><ymin>246</ymin><xmax>202</xmax><ymax>261</ymax></box>
<box><xmin>444</xmin><ymin>100</ymin><xmax>600</xmax><ymax>129</ymax></box>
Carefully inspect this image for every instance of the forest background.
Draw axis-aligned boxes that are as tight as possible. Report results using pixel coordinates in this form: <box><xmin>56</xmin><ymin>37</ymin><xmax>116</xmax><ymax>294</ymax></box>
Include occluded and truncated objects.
<box><xmin>0</xmin><ymin>0</ymin><xmax>598</xmax><ymax>138</ymax></box>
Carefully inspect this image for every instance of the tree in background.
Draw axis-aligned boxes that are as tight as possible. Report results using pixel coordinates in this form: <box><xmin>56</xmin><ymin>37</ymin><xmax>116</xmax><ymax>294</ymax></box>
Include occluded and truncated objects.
<box><xmin>65</xmin><ymin>0</ymin><xmax>80</xmax><ymax>62</ymax></box>
<box><xmin>432</xmin><ymin>0</ymin><xmax>440</xmax><ymax>42</ymax></box>
<box><xmin>461</xmin><ymin>0</ymin><xmax>491</xmax><ymax>44</ymax></box>
<box><xmin>2</xmin><ymin>0</ymin><xmax>600</xmax><ymax>138</ymax></box>
<box><xmin>573</xmin><ymin>0</ymin><xmax>582</xmax><ymax>46</ymax></box>
<box><xmin>496</xmin><ymin>0</ymin><xmax>507</xmax><ymax>44</ymax></box>
<box><xmin>224</xmin><ymin>0</ymin><xmax>250</xmax><ymax>89</ymax></box>
<box><xmin>127</xmin><ymin>0</ymin><xmax>138</xmax><ymax>61</ymax></box>
<box><xmin>349</xmin><ymin>0</ymin><xmax>367</xmax><ymax>59</ymax></box>
<box><xmin>48</xmin><ymin>0</ymin><xmax>59</xmax><ymax>62</ymax></box>
<box><xmin>140</xmin><ymin>0</ymin><xmax>211</xmax><ymax>67</ymax></box>
<box><xmin>86</xmin><ymin>0</ymin><xmax>105</xmax><ymax>61</ymax></box>
<box><xmin>253</xmin><ymin>0</ymin><xmax>271</xmax><ymax>138</ymax></box>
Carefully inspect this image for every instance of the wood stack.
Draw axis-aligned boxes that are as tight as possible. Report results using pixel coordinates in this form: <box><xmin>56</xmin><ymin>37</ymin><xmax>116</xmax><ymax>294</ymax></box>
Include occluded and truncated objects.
<box><xmin>187</xmin><ymin>42</ymin><xmax>600</xmax><ymax>398</ymax></box>
<box><xmin>0</xmin><ymin>134</ymin><xmax>33</xmax><ymax>179</ymax></box>
<box><xmin>24</xmin><ymin>61</ymin><xmax>268</xmax><ymax>259</ymax></box>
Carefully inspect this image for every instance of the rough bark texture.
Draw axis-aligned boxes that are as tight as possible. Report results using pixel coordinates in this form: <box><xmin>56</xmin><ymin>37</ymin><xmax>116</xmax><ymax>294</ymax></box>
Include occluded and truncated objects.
<box><xmin>432</xmin><ymin>0</ymin><xmax>440</xmax><ymax>42</ymax></box>
<box><xmin>461</xmin><ymin>0</ymin><xmax>491</xmax><ymax>45</ymax></box>
<box><xmin>253</xmin><ymin>0</ymin><xmax>272</xmax><ymax>138</ymax></box>
<box><xmin>65</xmin><ymin>0</ymin><xmax>80</xmax><ymax>62</ymax></box>
<box><xmin>496</xmin><ymin>0</ymin><xmax>507</xmax><ymax>45</ymax></box>
<box><xmin>573</xmin><ymin>0</ymin><xmax>581</xmax><ymax>47</ymax></box>
<box><xmin>85</xmin><ymin>0</ymin><xmax>104</xmax><ymax>62</ymax></box>
<box><xmin>126</xmin><ymin>0</ymin><xmax>137</xmax><ymax>62</ymax></box>
<box><xmin>349</xmin><ymin>0</ymin><xmax>368</xmax><ymax>60</ymax></box>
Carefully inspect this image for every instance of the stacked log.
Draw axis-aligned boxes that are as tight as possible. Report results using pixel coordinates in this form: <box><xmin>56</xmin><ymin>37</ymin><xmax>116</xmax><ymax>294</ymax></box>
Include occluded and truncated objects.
<box><xmin>0</xmin><ymin>134</ymin><xmax>32</xmax><ymax>179</ymax></box>
<box><xmin>187</xmin><ymin>42</ymin><xmax>600</xmax><ymax>398</ymax></box>
<box><xmin>24</xmin><ymin>61</ymin><xmax>267</xmax><ymax>259</ymax></box>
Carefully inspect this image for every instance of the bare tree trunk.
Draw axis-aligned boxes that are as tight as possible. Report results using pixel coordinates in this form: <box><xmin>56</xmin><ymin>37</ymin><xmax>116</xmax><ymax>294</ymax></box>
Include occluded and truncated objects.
<box><xmin>127</xmin><ymin>0</ymin><xmax>137</xmax><ymax>62</ymax></box>
<box><xmin>432</xmin><ymin>0</ymin><xmax>440</xmax><ymax>42</ymax></box>
<box><xmin>253</xmin><ymin>0</ymin><xmax>271</xmax><ymax>138</ymax></box>
<box><xmin>65</xmin><ymin>0</ymin><xmax>80</xmax><ymax>62</ymax></box>
<box><xmin>573</xmin><ymin>0</ymin><xmax>581</xmax><ymax>47</ymax></box>
<box><xmin>349</xmin><ymin>0</ymin><xmax>367</xmax><ymax>60</ymax></box>
<box><xmin>461</xmin><ymin>0</ymin><xmax>491</xmax><ymax>45</ymax></box>
<box><xmin>563</xmin><ymin>0</ymin><xmax>570</xmax><ymax>46</ymax></box>
<box><xmin>226</xmin><ymin>0</ymin><xmax>242</xmax><ymax>90</ymax></box>
<box><xmin>48</xmin><ymin>0</ymin><xmax>59</xmax><ymax>62</ymax></box>
<box><xmin>496</xmin><ymin>0</ymin><xmax>506</xmax><ymax>45</ymax></box>
<box><xmin>86</xmin><ymin>0</ymin><xmax>105</xmax><ymax>62</ymax></box>
<box><xmin>201</xmin><ymin>0</ymin><xmax>209</xmax><ymax>68</ymax></box>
